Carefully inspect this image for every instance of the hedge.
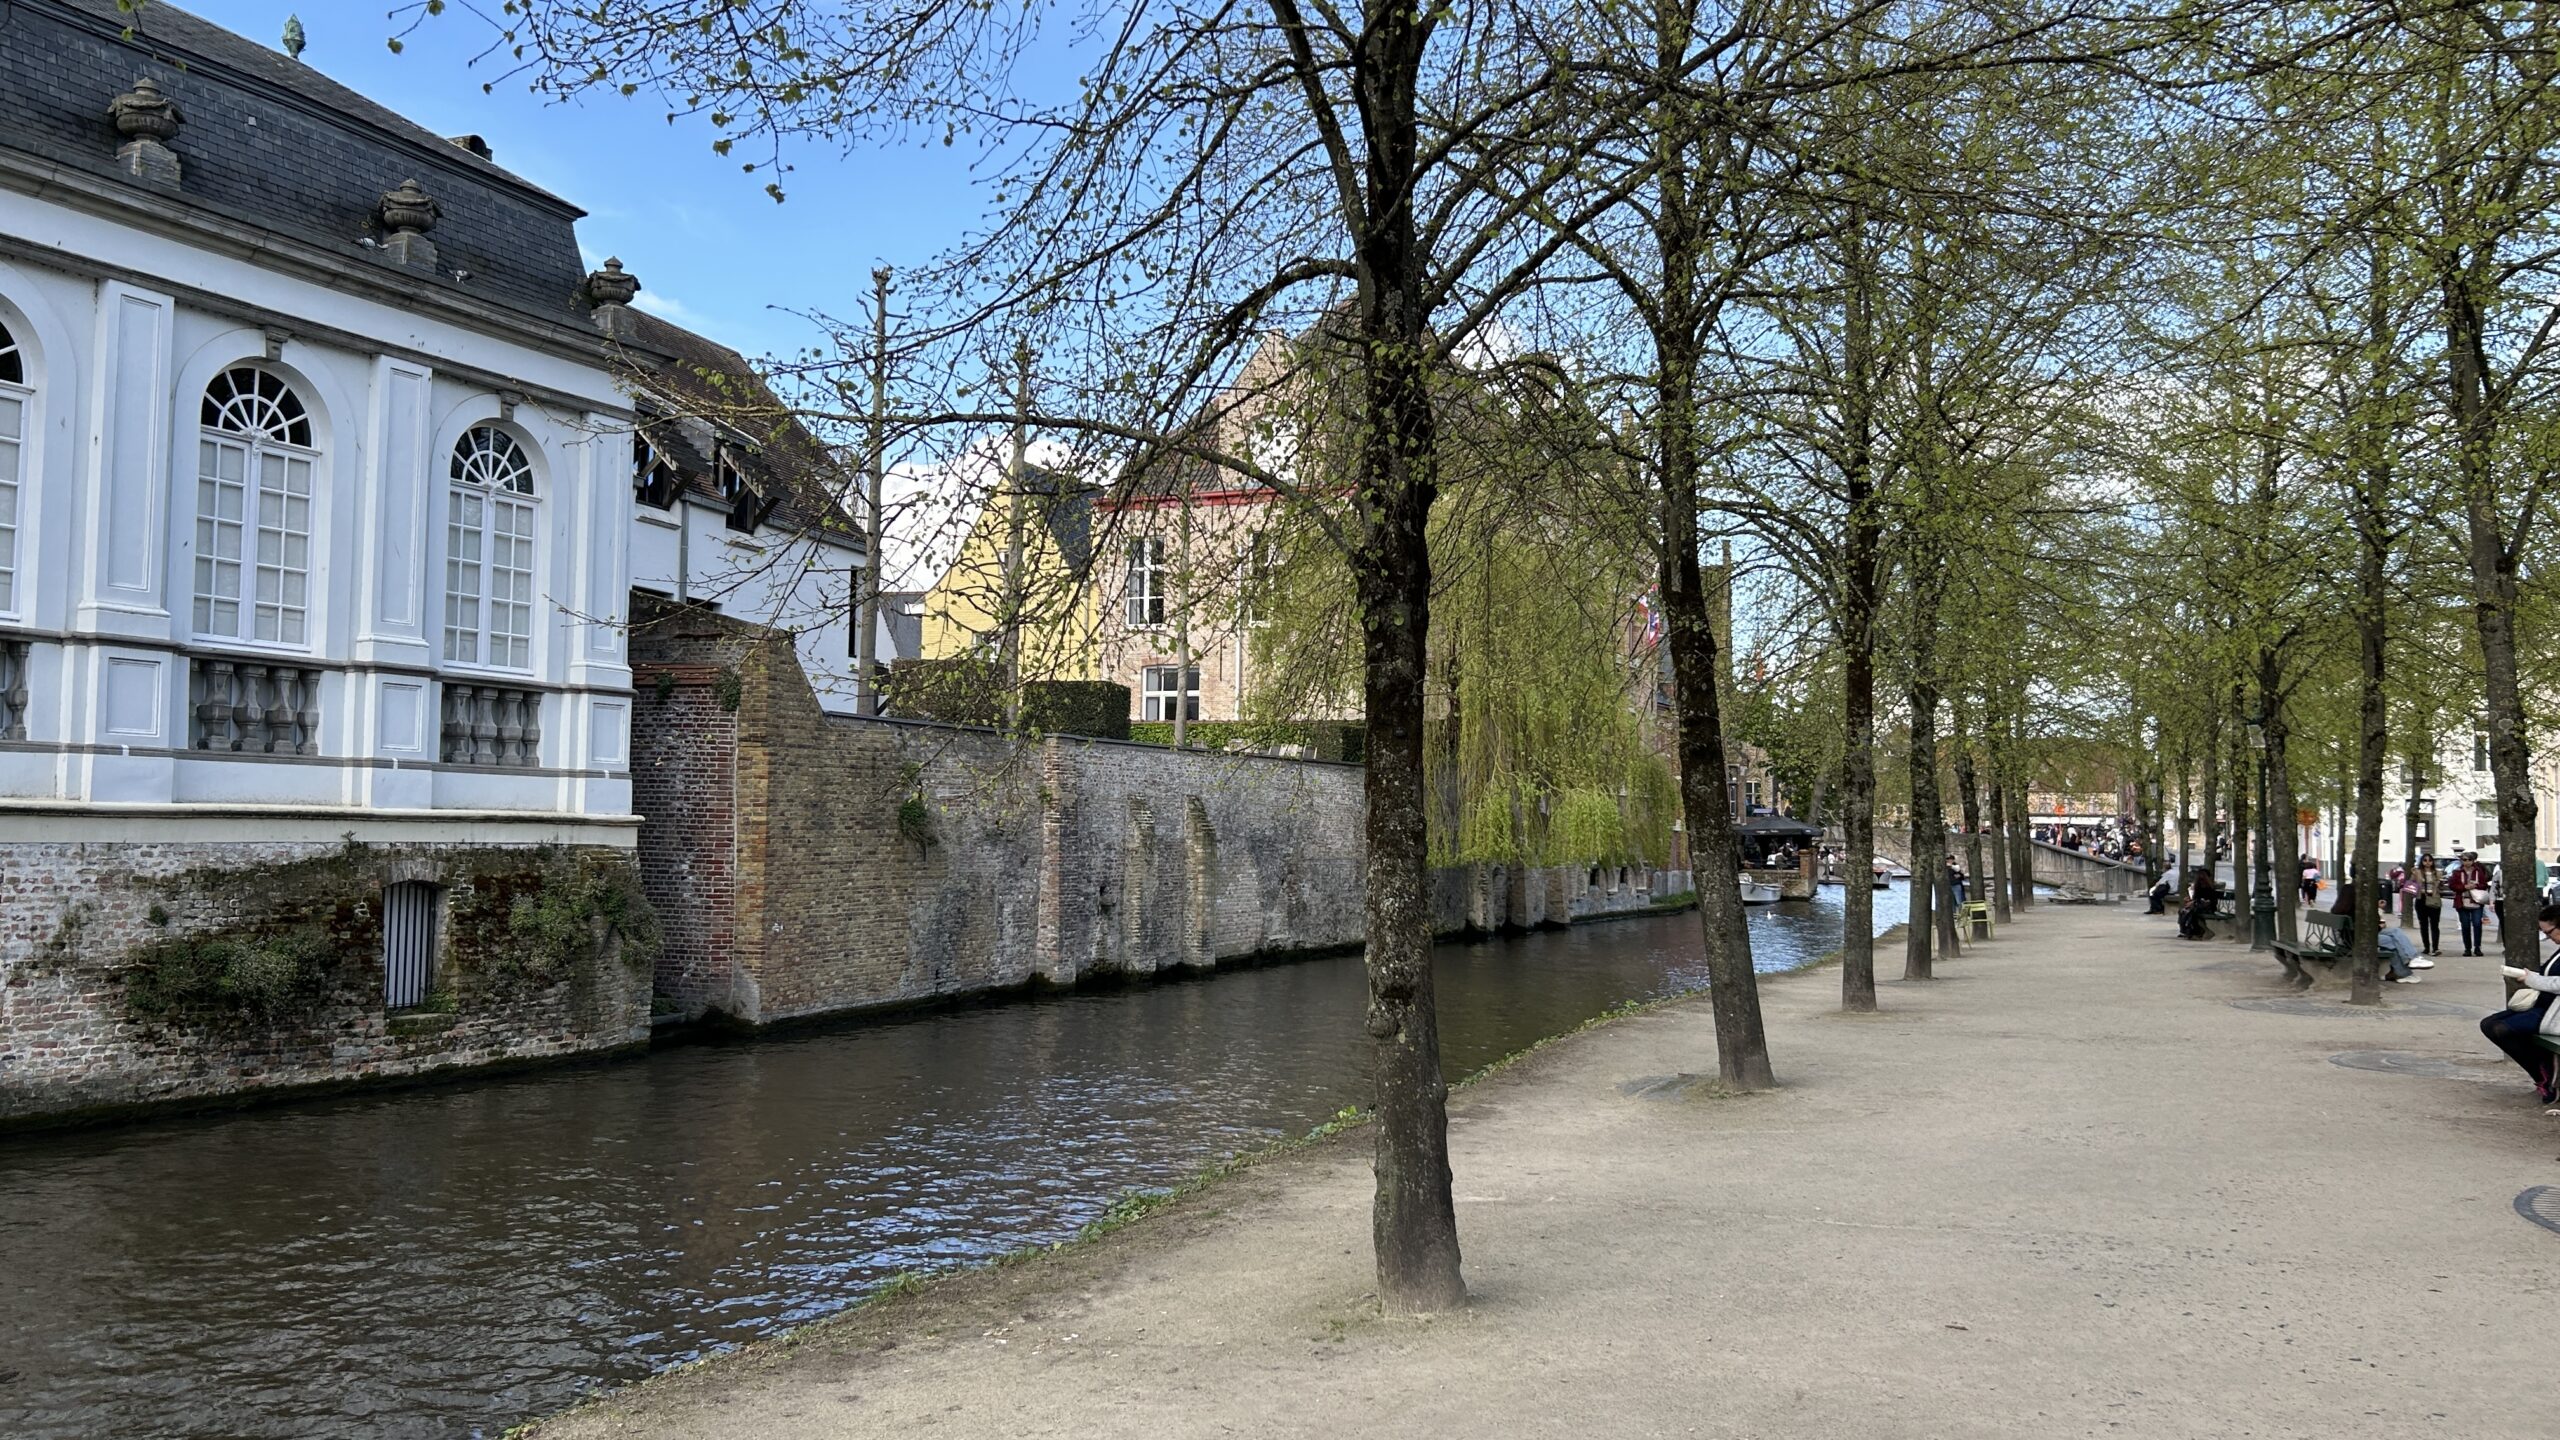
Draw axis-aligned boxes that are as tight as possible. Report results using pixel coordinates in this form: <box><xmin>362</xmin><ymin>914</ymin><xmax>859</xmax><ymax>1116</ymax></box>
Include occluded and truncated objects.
<box><xmin>882</xmin><ymin>659</ymin><xmax>1130</xmax><ymax>740</ymax></box>
<box><xmin>1126</xmin><ymin>719</ymin><xmax>1365</xmax><ymax>763</ymax></box>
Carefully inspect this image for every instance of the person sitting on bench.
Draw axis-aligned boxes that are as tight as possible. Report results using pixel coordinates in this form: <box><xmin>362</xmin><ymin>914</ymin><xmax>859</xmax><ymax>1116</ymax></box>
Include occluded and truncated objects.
<box><xmin>2147</xmin><ymin>868</ymin><xmax>2176</xmax><ymax>915</ymax></box>
<box><xmin>2180</xmin><ymin>869</ymin><xmax>2222</xmax><ymax>940</ymax></box>
<box><xmin>2483</xmin><ymin>903</ymin><xmax>2560</xmax><ymax>1104</ymax></box>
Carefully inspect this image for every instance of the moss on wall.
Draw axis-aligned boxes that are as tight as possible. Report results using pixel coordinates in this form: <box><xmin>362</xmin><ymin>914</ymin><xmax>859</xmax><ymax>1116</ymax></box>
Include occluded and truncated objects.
<box><xmin>113</xmin><ymin>843</ymin><xmax>659</xmax><ymax>1033</ymax></box>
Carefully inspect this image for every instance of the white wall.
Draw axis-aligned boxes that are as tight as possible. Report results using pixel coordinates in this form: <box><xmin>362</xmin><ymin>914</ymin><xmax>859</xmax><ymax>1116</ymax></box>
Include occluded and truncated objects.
<box><xmin>630</xmin><ymin>495</ymin><xmax>887</xmax><ymax>715</ymax></box>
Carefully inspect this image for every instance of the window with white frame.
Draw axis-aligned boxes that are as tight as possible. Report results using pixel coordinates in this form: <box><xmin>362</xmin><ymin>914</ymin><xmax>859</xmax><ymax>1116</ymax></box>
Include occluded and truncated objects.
<box><xmin>444</xmin><ymin>425</ymin><xmax>537</xmax><ymax>670</ymax></box>
<box><xmin>195</xmin><ymin>367</ymin><xmax>315</xmax><ymax>645</ymax></box>
<box><xmin>0</xmin><ymin>319</ymin><xmax>25</xmax><ymax>615</ymax></box>
<box><xmin>1142</xmin><ymin>664</ymin><xmax>1200</xmax><ymax>722</ymax></box>
<box><xmin>1125</xmin><ymin>537</ymin><xmax>1166</xmax><ymax>627</ymax></box>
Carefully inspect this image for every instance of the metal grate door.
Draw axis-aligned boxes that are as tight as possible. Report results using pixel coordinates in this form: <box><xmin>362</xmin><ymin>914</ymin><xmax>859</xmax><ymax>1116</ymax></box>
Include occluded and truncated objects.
<box><xmin>383</xmin><ymin>882</ymin><xmax>440</xmax><ymax>1009</ymax></box>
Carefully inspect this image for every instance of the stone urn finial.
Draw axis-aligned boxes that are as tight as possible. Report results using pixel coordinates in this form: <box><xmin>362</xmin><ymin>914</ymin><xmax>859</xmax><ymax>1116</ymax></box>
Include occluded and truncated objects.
<box><xmin>586</xmin><ymin>257</ymin><xmax>641</xmax><ymax>307</ymax></box>
<box><xmin>376</xmin><ymin>179</ymin><xmax>443</xmax><ymax>269</ymax></box>
<box><xmin>586</xmin><ymin>258</ymin><xmax>643</xmax><ymax>340</ymax></box>
<box><xmin>108</xmin><ymin>77</ymin><xmax>183</xmax><ymax>142</ymax></box>
<box><xmin>107</xmin><ymin>77</ymin><xmax>184</xmax><ymax>188</ymax></box>
<box><xmin>378</xmin><ymin>178</ymin><xmax>441</xmax><ymax>236</ymax></box>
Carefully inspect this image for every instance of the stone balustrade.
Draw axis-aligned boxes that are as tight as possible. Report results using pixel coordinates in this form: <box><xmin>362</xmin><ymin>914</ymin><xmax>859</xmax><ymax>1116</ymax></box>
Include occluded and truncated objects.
<box><xmin>188</xmin><ymin>658</ymin><xmax>322</xmax><ymax>755</ymax></box>
<box><xmin>0</xmin><ymin>639</ymin><xmax>26</xmax><ymax>741</ymax></box>
<box><xmin>440</xmin><ymin>683</ymin><xmax>543</xmax><ymax>768</ymax></box>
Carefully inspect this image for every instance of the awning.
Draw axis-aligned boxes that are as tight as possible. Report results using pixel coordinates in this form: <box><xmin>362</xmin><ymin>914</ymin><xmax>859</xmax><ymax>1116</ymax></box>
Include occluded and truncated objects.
<box><xmin>1735</xmin><ymin>814</ymin><xmax>1823</xmax><ymax>839</ymax></box>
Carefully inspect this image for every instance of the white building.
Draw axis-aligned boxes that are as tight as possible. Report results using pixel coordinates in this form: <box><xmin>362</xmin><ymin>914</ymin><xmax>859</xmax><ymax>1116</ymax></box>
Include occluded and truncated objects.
<box><xmin>0</xmin><ymin>0</ymin><xmax>865</xmax><ymax>1123</ymax></box>
<box><xmin>2305</xmin><ymin>722</ymin><xmax>2560</xmax><ymax>872</ymax></box>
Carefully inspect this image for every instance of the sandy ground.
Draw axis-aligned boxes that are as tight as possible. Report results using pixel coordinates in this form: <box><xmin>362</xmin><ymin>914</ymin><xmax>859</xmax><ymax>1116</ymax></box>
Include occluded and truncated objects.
<box><xmin>528</xmin><ymin>903</ymin><xmax>2560</xmax><ymax>1439</ymax></box>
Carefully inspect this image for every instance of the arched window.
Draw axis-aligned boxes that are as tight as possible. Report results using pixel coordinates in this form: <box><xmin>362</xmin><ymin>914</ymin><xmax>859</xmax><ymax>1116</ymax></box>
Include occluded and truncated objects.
<box><xmin>195</xmin><ymin>366</ymin><xmax>315</xmax><ymax>644</ymax></box>
<box><xmin>443</xmin><ymin>425</ymin><xmax>536</xmax><ymax>670</ymax></box>
<box><xmin>0</xmin><ymin>318</ymin><xmax>25</xmax><ymax>614</ymax></box>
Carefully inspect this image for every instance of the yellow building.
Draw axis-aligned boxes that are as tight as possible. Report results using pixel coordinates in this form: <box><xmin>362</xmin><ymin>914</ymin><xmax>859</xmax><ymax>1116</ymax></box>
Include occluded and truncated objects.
<box><xmin>914</xmin><ymin>466</ymin><xmax>1101</xmax><ymax>684</ymax></box>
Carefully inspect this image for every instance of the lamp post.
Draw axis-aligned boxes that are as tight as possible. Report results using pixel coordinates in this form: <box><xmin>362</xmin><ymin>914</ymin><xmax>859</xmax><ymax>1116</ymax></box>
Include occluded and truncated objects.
<box><xmin>2246</xmin><ymin>710</ymin><xmax>2276</xmax><ymax>951</ymax></box>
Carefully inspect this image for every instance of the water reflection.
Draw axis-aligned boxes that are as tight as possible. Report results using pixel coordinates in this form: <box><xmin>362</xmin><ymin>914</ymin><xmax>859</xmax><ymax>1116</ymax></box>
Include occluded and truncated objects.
<box><xmin>0</xmin><ymin>883</ymin><xmax>1907</xmax><ymax>1439</ymax></box>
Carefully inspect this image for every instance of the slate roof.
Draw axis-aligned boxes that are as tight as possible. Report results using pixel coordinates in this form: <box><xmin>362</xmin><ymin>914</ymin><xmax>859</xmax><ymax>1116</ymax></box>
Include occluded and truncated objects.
<box><xmin>1</xmin><ymin>0</ymin><xmax>589</xmax><ymax>322</ymax></box>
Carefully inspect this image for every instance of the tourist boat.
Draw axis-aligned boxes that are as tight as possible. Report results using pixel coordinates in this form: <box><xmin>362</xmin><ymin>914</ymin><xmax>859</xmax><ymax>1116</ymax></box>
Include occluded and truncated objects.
<box><xmin>1738</xmin><ymin>875</ymin><xmax>1781</xmax><ymax>905</ymax></box>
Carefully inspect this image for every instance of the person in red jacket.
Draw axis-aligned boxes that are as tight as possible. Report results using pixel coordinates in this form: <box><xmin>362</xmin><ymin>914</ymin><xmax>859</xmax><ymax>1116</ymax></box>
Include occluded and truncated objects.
<box><xmin>2451</xmin><ymin>851</ymin><xmax>2495</xmax><ymax>957</ymax></box>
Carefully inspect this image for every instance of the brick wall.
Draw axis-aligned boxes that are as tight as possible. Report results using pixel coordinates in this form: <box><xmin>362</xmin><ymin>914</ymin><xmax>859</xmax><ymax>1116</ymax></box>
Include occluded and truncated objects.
<box><xmin>0</xmin><ymin>839</ymin><xmax>653</xmax><ymax>1127</ymax></box>
<box><xmin>631</xmin><ymin>662</ymin><xmax>737</xmax><ymax>1016</ymax></box>
<box><xmin>634</xmin><ymin>612</ymin><xmax>1369</xmax><ymax>1024</ymax></box>
<box><xmin>630</xmin><ymin>612</ymin><xmax>1700</xmax><ymax>1027</ymax></box>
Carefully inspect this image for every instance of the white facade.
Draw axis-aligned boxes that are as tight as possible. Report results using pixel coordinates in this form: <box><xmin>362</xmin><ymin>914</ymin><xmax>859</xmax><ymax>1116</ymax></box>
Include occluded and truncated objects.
<box><xmin>0</xmin><ymin>188</ymin><xmax>636</xmax><ymax>834</ymax></box>
<box><xmin>2303</xmin><ymin>723</ymin><xmax>2560</xmax><ymax>871</ymax></box>
<box><xmin>628</xmin><ymin>493</ymin><xmax>887</xmax><ymax>715</ymax></box>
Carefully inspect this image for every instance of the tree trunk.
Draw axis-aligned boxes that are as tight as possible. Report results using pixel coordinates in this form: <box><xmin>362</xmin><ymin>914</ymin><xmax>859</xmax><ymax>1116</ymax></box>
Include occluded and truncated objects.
<box><xmin>1836</xmin><ymin>207</ymin><xmax>1882</xmax><ymax>1013</ymax></box>
<box><xmin>2006</xmin><ymin>762</ymin><xmax>2033</xmax><ymax>908</ymax></box>
<box><xmin>2201</xmin><ymin>705</ymin><xmax>2224</xmax><ymax>905</ymax></box>
<box><xmin>1906</xmin><ymin>662</ymin><xmax>1944</xmax><ymax>980</ymax></box>
<box><xmin>2259</xmin><ymin>655</ymin><xmax>2299</xmax><ymax>946</ymax></box>
<box><xmin>2227</xmin><ymin>683</ymin><xmax>2251</xmax><ymax>944</ymax></box>
<box><xmin>1350</xmin><ymin>4</ymin><xmax>1464</xmax><ymax>1311</ymax></box>
<box><xmin>2347</xmin><ymin>508</ymin><xmax>2389</xmax><ymax>1005</ymax></box>
<box><xmin>1650</xmin><ymin>63</ymin><xmax>1774</xmax><ymax>1086</ymax></box>
<box><xmin>2445</xmin><ymin>275</ymin><xmax>2544</xmax><ymax>970</ymax></box>
<box><xmin>1986</xmin><ymin>728</ymin><xmax>2014</xmax><ymax>925</ymax></box>
<box><xmin>1955</xmin><ymin>701</ymin><xmax>1987</xmax><ymax>919</ymax></box>
<box><xmin>2175</xmin><ymin>747</ymin><xmax>2192</xmax><ymax>880</ymax></box>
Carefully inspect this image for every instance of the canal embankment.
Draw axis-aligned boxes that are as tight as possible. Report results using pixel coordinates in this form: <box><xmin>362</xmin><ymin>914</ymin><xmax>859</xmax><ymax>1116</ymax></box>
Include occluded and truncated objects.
<box><xmin>521</xmin><ymin>904</ymin><xmax>2556</xmax><ymax>1440</ymax></box>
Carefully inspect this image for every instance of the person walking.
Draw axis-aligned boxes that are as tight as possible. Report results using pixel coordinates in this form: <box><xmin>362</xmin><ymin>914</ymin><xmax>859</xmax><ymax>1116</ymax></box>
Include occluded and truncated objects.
<box><xmin>2298</xmin><ymin>854</ymin><xmax>2321</xmax><ymax>908</ymax></box>
<box><xmin>2481</xmin><ymin>903</ymin><xmax>2560</xmax><ymax>1104</ymax></box>
<box><xmin>2412</xmin><ymin>855</ymin><xmax>2446</xmax><ymax>957</ymax></box>
<box><xmin>1946</xmin><ymin>855</ymin><xmax>1969</xmax><ymax>909</ymax></box>
<box><xmin>2451</xmin><ymin>850</ymin><xmax>2494</xmax><ymax>957</ymax></box>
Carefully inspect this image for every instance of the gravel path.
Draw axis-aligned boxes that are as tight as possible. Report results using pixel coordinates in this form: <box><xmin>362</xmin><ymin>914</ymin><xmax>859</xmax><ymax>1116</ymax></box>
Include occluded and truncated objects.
<box><xmin>529</xmin><ymin>904</ymin><xmax>2557</xmax><ymax>1440</ymax></box>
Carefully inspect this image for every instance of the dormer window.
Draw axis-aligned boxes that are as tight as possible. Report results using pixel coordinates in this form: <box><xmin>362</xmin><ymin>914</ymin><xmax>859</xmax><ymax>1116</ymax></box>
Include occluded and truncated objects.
<box><xmin>633</xmin><ymin>432</ymin><xmax>678</xmax><ymax>509</ymax></box>
<box><xmin>717</xmin><ymin>446</ymin><xmax>773</xmax><ymax>532</ymax></box>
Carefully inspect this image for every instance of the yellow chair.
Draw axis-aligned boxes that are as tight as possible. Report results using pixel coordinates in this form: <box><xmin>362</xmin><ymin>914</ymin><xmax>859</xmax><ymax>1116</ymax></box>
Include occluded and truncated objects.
<box><xmin>1961</xmin><ymin>900</ymin><xmax>1994</xmax><ymax>939</ymax></box>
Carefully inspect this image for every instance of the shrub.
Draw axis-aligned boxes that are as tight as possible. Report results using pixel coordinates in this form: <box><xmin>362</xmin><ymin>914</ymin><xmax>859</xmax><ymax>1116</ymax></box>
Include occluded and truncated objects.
<box><xmin>125</xmin><ymin>927</ymin><xmax>337</xmax><ymax>1026</ymax></box>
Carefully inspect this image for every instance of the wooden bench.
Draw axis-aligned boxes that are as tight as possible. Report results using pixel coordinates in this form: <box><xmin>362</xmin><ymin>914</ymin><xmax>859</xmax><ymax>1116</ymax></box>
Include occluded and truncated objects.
<box><xmin>2271</xmin><ymin>910</ymin><xmax>2352</xmax><ymax>989</ymax></box>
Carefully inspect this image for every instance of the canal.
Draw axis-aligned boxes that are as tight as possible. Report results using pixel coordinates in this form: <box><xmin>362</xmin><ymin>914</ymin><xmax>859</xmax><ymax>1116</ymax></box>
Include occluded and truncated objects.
<box><xmin>0</xmin><ymin>884</ymin><xmax>1911</xmax><ymax>1439</ymax></box>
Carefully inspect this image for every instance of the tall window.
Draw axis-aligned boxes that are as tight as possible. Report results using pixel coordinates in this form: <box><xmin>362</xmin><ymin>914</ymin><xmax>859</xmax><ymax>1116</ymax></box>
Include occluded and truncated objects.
<box><xmin>195</xmin><ymin>367</ymin><xmax>314</xmax><ymax>645</ymax></box>
<box><xmin>1142</xmin><ymin>665</ymin><xmax>1199</xmax><ymax>722</ymax></box>
<box><xmin>0</xmin><ymin>320</ymin><xmax>25</xmax><ymax>615</ymax></box>
<box><xmin>1125</xmin><ymin>537</ymin><xmax>1165</xmax><ymax>627</ymax></box>
<box><xmin>444</xmin><ymin>426</ymin><xmax>536</xmax><ymax>669</ymax></box>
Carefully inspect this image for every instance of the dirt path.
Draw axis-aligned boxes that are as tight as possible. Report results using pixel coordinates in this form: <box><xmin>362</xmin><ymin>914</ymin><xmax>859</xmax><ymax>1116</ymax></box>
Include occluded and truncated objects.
<box><xmin>528</xmin><ymin>905</ymin><xmax>2559</xmax><ymax>1439</ymax></box>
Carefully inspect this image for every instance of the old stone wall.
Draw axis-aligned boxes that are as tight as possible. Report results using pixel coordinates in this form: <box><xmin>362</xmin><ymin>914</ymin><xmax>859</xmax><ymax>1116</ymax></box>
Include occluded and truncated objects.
<box><xmin>630</xmin><ymin>610</ymin><xmax>1699</xmax><ymax>1028</ymax></box>
<box><xmin>631</xmin><ymin>612</ymin><xmax>1368</xmax><ymax>1024</ymax></box>
<box><xmin>0</xmin><ymin>840</ymin><xmax>654</xmax><ymax>1127</ymax></box>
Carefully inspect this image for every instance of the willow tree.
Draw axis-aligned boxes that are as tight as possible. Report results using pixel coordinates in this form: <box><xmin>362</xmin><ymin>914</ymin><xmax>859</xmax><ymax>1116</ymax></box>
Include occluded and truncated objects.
<box><xmin>1241</xmin><ymin>361</ymin><xmax>1682</xmax><ymax>882</ymax></box>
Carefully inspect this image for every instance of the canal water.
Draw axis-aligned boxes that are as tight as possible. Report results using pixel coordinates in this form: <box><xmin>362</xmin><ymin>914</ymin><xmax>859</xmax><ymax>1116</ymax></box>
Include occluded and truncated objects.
<box><xmin>0</xmin><ymin>883</ymin><xmax>1910</xmax><ymax>1439</ymax></box>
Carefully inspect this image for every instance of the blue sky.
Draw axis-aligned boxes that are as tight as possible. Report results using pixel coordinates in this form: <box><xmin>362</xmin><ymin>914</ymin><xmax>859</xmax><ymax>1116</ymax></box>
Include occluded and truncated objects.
<box><xmin>182</xmin><ymin>2</ymin><xmax>1000</xmax><ymax>360</ymax></box>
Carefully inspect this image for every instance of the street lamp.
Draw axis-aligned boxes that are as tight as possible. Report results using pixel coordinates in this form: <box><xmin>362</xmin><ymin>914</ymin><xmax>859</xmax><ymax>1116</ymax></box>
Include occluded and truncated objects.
<box><xmin>2245</xmin><ymin>709</ymin><xmax>2276</xmax><ymax>951</ymax></box>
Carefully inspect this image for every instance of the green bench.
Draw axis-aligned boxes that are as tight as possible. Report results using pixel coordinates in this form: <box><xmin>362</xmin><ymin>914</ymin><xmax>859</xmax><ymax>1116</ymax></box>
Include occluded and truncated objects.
<box><xmin>2271</xmin><ymin>910</ymin><xmax>2352</xmax><ymax>989</ymax></box>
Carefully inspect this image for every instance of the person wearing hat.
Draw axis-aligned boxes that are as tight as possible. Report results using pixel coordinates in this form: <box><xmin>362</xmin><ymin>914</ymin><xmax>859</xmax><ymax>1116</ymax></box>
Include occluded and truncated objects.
<box><xmin>2451</xmin><ymin>850</ymin><xmax>2495</xmax><ymax>957</ymax></box>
